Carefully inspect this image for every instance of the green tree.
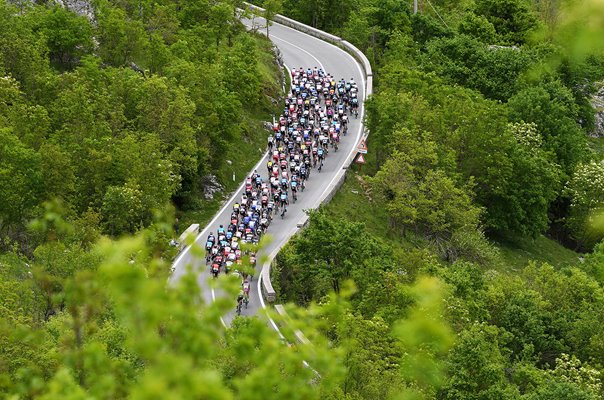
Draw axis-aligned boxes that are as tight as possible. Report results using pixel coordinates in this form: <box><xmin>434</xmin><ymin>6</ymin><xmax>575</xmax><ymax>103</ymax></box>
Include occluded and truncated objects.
<box><xmin>35</xmin><ymin>6</ymin><xmax>93</xmax><ymax>70</ymax></box>
<box><xmin>582</xmin><ymin>240</ymin><xmax>604</xmax><ymax>285</ymax></box>
<box><xmin>0</xmin><ymin>129</ymin><xmax>42</xmax><ymax>237</ymax></box>
<box><xmin>458</xmin><ymin>13</ymin><xmax>497</xmax><ymax>43</ymax></box>
<box><xmin>370</xmin><ymin>129</ymin><xmax>483</xmax><ymax>251</ymax></box>
<box><xmin>482</xmin><ymin>122</ymin><xmax>561</xmax><ymax>236</ymax></box>
<box><xmin>550</xmin><ymin>353</ymin><xmax>602</xmax><ymax>397</ymax></box>
<box><xmin>524</xmin><ymin>379</ymin><xmax>596</xmax><ymax>400</ymax></box>
<box><xmin>420</xmin><ymin>35</ymin><xmax>536</xmax><ymax>101</ymax></box>
<box><xmin>507</xmin><ymin>80</ymin><xmax>588</xmax><ymax>174</ymax></box>
<box><xmin>39</xmin><ymin>142</ymin><xmax>76</xmax><ymax>204</ymax></box>
<box><xmin>263</xmin><ymin>0</ymin><xmax>283</xmax><ymax>37</ymax></box>
<box><xmin>135</xmin><ymin>75</ymin><xmax>197</xmax><ymax>177</ymax></box>
<box><xmin>94</xmin><ymin>2</ymin><xmax>149</xmax><ymax>67</ymax></box>
<box><xmin>221</xmin><ymin>34</ymin><xmax>261</xmax><ymax>106</ymax></box>
<box><xmin>474</xmin><ymin>0</ymin><xmax>540</xmax><ymax>45</ymax></box>
<box><xmin>338</xmin><ymin>314</ymin><xmax>404</xmax><ymax>399</ymax></box>
<box><xmin>101</xmin><ymin>182</ymin><xmax>145</xmax><ymax>235</ymax></box>
<box><xmin>441</xmin><ymin>323</ymin><xmax>519</xmax><ymax>400</ymax></box>
<box><xmin>0</xmin><ymin>1</ymin><xmax>52</xmax><ymax>96</ymax></box>
<box><xmin>483</xmin><ymin>271</ymin><xmax>565</xmax><ymax>365</ymax></box>
<box><xmin>564</xmin><ymin>160</ymin><xmax>604</xmax><ymax>249</ymax></box>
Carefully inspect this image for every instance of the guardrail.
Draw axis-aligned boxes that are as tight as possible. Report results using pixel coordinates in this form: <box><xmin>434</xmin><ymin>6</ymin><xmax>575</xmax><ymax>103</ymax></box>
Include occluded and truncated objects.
<box><xmin>244</xmin><ymin>3</ymin><xmax>373</xmax><ymax>82</ymax></box>
<box><xmin>245</xmin><ymin>2</ymin><xmax>374</xmax><ymax>320</ymax></box>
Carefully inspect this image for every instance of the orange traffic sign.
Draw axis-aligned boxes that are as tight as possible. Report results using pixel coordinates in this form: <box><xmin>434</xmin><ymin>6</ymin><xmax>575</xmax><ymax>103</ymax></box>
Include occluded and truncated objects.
<box><xmin>357</xmin><ymin>139</ymin><xmax>368</xmax><ymax>154</ymax></box>
<box><xmin>355</xmin><ymin>153</ymin><xmax>366</xmax><ymax>164</ymax></box>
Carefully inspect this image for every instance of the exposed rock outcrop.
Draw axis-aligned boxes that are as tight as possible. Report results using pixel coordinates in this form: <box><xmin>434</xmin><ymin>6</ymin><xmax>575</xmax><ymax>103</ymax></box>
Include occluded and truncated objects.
<box><xmin>201</xmin><ymin>175</ymin><xmax>224</xmax><ymax>200</ymax></box>
<box><xmin>592</xmin><ymin>83</ymin><xmax>604</xmax><ymax>137</ymax></box>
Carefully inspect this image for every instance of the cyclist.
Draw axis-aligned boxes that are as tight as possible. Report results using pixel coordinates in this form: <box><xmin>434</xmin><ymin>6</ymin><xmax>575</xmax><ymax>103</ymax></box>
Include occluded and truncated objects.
<box><xmin>236</xmin><ymin>292</ymin><xmax>245</xmax><ymax>315</ymax></box>
<box><xmin>279</xmin><ymin>191</ymin><xmax>288</xmax><ymax>209</ymax></box>
<box><xmin>211</xmin><ymin>262</ymin><xmax>220</xmax><ymax>278</ymax></box>
<box><xmin>291</xmin><ymin>178</ymin><xmax>298</xmax><ymax>202</ymax></box>
<box><xmin>317</xmin><ymin>148</ymin><xmax>325</xmax><ymax>172</ymax></box>
<box><xmin>243</xmin><ymin>279</ymin><xmax>250</xmax><ymax>300</ymax></box>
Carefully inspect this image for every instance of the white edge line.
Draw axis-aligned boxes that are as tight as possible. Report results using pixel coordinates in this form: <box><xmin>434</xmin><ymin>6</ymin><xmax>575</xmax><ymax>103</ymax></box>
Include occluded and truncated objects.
<box><xmin>271</xmin><ymin>35</ymin><xmax>326</xmax><ymax>72</ymax></box>
<box><xmin>268</xmin><ymin>22</ymin><xmax>367</xmax><ymax>209</ymax></box>
<box><xmin>211</xmin><ymin>286</ymin><xmax>229</xmax><ymax>328</ymax></box>
<box><xmin>272</xmin><ymin>31</ymin><xmax>366</xmax><ymax>215</ymax></box>
<box><xmin>170</xmin><ymin>150</ymin><xmax>269</xmax><ymax>280</ymax></box>
<box><xmin>172</xmin><ymin>18</ymin><xmax>368</xmax><ymax>339</ymax></box>
<box><xmin>256</xmin><ymin>62</ymin><xmax>295</xmax><ymax>341</ymax></box>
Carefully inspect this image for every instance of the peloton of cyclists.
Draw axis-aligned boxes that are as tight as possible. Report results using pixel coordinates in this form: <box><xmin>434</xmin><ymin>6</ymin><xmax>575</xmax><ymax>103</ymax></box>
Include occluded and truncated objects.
<box><xmin>204</xmin><ymin>66</ymin><xmax>358</xmax><ymax>313</ymax></box>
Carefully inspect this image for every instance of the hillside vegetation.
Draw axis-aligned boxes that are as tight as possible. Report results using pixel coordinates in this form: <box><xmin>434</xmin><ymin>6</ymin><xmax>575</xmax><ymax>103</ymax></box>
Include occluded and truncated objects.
<box><xmin>2</xmin><ymin>0</ymin><xmax>604</xmax><ymax>399</ymax></box>
<box><xmin>0</xmin><ymin>0</ymin><xmax>283</xmax><ymax>251</ymax></box>
<box><xmin>269</xmin><ymin>0</ymin><xmax>604</xmax><ymax>398</ymax></box>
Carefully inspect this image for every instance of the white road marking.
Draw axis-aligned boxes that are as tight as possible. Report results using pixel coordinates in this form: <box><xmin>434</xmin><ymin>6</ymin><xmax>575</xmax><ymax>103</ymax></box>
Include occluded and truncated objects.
<box><xmin>171</xmin><ymin>18</ymin><xmax>368</xmax><ymax>339</ymax></box>
<box><xmin>269</xmin><ymin>22</ymin><xmax>366</xmax><ymax>102</ymax></box>
<box><xmin>170</xmin><ymin>150</ymin><xmax>269</xmax><ymax>280</ymax></box>
<box><xmin>270</xmin><ymin>35</ymin><xmax>326</xmax><ymax>72</ymax></box>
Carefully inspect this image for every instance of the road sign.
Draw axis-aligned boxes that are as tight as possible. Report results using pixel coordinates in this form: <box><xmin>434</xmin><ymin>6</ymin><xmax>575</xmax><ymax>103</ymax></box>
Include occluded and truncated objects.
<box><xmin>355</xmin><ymin>153</ymin><xmax>366</xmax><ymax>164</ymax></box>
<box><xmin>357</xmin><ymin>139</ymin><xmax>368</xmax><ymax>154</ymax></box>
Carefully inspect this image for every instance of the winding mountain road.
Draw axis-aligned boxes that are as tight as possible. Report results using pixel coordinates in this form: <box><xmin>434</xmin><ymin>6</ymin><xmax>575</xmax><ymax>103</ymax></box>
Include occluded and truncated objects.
<box><xmin>170</xmin><ymin>14</ymin><xmax>366</xmax><ymax>325</ymax></box>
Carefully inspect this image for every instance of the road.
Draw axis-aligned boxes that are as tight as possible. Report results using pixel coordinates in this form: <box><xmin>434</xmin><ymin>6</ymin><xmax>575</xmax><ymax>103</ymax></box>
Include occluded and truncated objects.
<box><xmin>170</xmin><ymin>16</ymin><xmax>365</xmax><ymax>325</ymax></box>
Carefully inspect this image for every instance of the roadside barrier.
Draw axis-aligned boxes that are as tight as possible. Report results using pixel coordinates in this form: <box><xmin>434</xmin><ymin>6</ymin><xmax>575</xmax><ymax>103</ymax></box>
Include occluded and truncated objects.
<box><xmin>244</xmin><ymin>4</ymin><xmax>373</xmax><ymax>332</ymax></box>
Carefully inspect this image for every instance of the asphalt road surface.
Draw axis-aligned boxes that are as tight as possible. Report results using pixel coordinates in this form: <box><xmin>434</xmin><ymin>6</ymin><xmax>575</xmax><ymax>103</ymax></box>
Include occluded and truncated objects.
<box><xmin>170</xmin><ymin>16</ymin><xmax>365</xmax><ymax>325</ymax></box>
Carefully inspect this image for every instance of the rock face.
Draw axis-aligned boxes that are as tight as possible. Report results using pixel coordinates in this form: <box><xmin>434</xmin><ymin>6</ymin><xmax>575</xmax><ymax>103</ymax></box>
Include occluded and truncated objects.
<box><xmin>202</xmin><ymin>175</ymin><xmax>224</xmax><ymax>200</ymax></box>
<box><xmin>592</xmin><ymin>83</ymin><xmax>604</xmax><ymax>137</ymax></box>
<box><xmin>57</xmin><ymin>0</ymin><xmax>95</xmax><ymax>19</ymax></box>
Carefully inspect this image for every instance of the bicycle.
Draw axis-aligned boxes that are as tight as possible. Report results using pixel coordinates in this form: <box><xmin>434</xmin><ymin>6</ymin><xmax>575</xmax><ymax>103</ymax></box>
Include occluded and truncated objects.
<box><xmin>281</xmin><ymin>207</ymin><xmax>287</xmax><ymax>219</ymax></box>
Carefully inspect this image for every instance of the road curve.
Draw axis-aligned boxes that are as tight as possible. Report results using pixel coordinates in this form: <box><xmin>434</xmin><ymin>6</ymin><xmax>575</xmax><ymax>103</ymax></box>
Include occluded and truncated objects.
<box><xmin>170</xmin><ymin>14</ymin><xmax>366</xmax><ymax>325</ymax></box>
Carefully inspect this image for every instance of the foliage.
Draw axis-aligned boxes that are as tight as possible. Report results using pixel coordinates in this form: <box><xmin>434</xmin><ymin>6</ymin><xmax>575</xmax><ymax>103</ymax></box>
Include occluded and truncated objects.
<box><xmin>507</xmin><ymin>79</ymin><xmax>588</xmax><ymax>174</ymax></box>
<box><xmin>419</xmin><ymin>34</ymin><xmax>539</xmax><ymax>101</ymax></box>
<box><xmin>565</xmin><ymin>161</ymin><xmax>604</xmax><ymax>248</ymax></box>
<box><xmin>370</xmin><ymin>128</ymin><xmax>484</xmax><ymax>257</ymax></box>
<box><xmin>582</xmin><ymin>240</ymin><xmax>604</xmax><ymax>285</ymax></box>
<box><xmin>440</xmin><ymin>323</ymin><xmax>519</xmax><ymax>400</ymax></box>
<box><xmin>263</xmin><ymin>0</ymin><xmax>283</xmax><ymax>36</ymax></box>
<box><xmin>0</xmin><ymin>128</ymin><xmax>42</xmax><ymax>239</ymax></box>
<box><xmin>3</xmin><ymin>0</ymin><xmax>604</xmax><ymax>398</ymax></box>
<box><xmin>474</xmin><ymin>0</ymin><xmax>540</xmax><ymax>45</ymax></box>
<box><xmin>0</xmin><ymin>205</ymin><xmax>466</xmax><ymax>400</ymax></box>
<box><xmin>0</xmin><ymin>0</ymin><xmax>282</xmax><ymax>243</ymax></box>
<box><xmin>563</xmin><ymin>160</ymin><xmax>604</xmax><ymax>249</ymax></box>
<box><xmin>551</xmin><ymin>353</ymin><xmax>602</xmax><ymax>397</ymax></box>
